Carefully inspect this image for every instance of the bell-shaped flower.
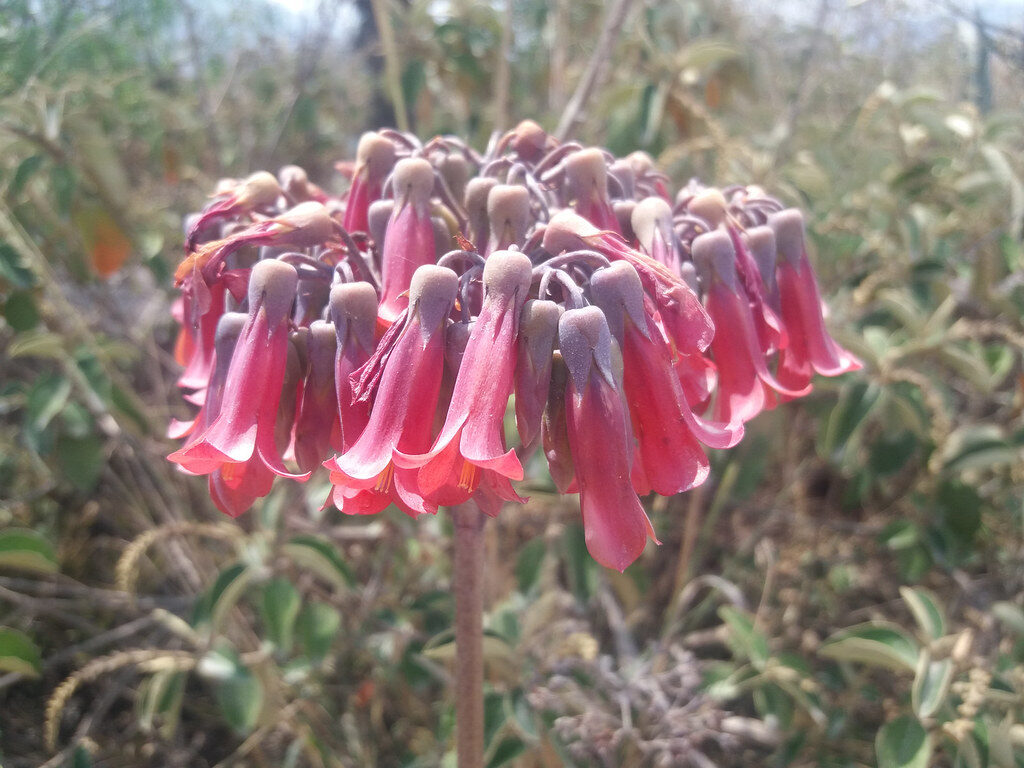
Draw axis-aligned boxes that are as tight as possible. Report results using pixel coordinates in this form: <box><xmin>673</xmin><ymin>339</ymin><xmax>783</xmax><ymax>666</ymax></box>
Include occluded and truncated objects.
<box><xmin>293</xmin><ymin>320</ymin><xmax>342</xmax><ymax>473</ymax></box>
<box><xmin>694</xmin><ymin>231</ymin><xmax>810</xmax><ymax>425</ymax></box>
<box><xmin>378</xmin><ymin>158</ymin><xmax>439</xmax><ymax>324</ymax></box>
<box><xmin>564</xmin><ymin>148</ymin><xmax>621</xmax><ymax>233</ymax></box>
<box><xmin>394</xmin><ymin>251</ymin><xmax>533</xmax><ymax>510</ymax></box>
<box><xmin>514</xmin><ymin>299</ymin><xmax>561</xmax><ymax>455</ymax></box>
<box><xmin>591</xmin><ymin>262</ymin><xmax>742</xmax><ymax>497</ymax></box>
<box><xmin>324</xmin><ymin>265</ymin><xmax>457</xmax><ymax>517</ymax></box>
<box><xmin>169</xmin><ymin>260</ymin><xmax>312</xmax><ymax>486</ymax></box>
<box><xmin>769</xmin><ymin>209</ymin><xmax>862</xmax><ymax>392</ymax></box>
<box><xmin>559</xmin><ymin>306</ymin><xmax>658</xmax><ymax>571</ymax></box>
<box><xmin>541</xmin><ymin>352</ymin><xmax>576</xmax><ymax>493</ymax></box>
<box><xmin>329</xmin><ymin>282</ymin><xmax>378</xmax><ymax>451</ymax></box>
<box><xmin>168</xmin><ymin>312</ymin><xmax>246</xmax><ymax>445</ymax></box>
<box><xmin>343</xmin><ymin>131</ymin><xmax>396</xmax><ymax>234</ymax></box>
<box><xmin>689</xmin><ymin>188</ymin><xmax>787</xmax><ymax>357</ymax></box>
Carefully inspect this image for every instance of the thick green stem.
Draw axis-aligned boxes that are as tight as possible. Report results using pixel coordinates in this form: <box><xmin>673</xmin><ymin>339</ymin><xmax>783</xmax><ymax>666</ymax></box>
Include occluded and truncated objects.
<box><xmin>452</xmin><ymin>502</ymin><xmax>485</xmax><ymax>768</ymax></box>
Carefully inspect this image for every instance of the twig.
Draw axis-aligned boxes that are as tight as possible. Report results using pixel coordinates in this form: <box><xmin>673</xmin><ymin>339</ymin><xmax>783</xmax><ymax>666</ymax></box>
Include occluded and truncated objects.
<box><xmin>370</xmin><ymin>0</ymin><xmax>409</xmax><ymax>132</ymax></box>
<box><xmin>553</xmin><ymin>0</ymin><xmax>635</xmax><ymax>141</ymax></box>
<box><xmin>491</xmin><ymin>0</ymin><xmax>514</xmax><ymax>133</ymax></box>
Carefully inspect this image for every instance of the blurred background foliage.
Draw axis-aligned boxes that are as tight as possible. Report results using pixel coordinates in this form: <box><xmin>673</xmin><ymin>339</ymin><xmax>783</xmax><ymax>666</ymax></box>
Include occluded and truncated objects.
<box><xmin>1</xmin><ymin>0</ymin><xmax>1023</xmax><ymax>766</ymax></box>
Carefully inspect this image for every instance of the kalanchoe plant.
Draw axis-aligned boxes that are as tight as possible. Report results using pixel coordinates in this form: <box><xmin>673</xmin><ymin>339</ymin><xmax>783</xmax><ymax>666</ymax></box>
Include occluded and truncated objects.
<box><xmin>167</xmin><ymin>121</ymin><xmax>861</xmax><ymax>767</ymax></box>
<box><xmin>168</xmin><ymin>119</ymin><xmax>860</xmax><ymax>572</ymax></box>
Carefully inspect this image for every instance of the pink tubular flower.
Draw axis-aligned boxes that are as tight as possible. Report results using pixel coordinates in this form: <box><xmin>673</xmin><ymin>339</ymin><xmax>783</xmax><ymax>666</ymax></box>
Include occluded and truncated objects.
<box><xmin>168</xmin><ymin>312</ymin><xmax>246</xmax><ymax>445</ymax></box>
<box><xmin>394</xmin><ymin>250</ymin><xmax>533</xmax><ymax>511</ymax></box>
<box><xmin>694</xmin><ymin>231</ymin><xmax>811</xmax><ymax>425</ymax></box>
<box><xmin>770</xmin><ymin>209</ymin><xmax>862</xmax><ymax>391</ymax></box>
<box><xmin>591</xmin><ymin>262</ymin><xmax>743</xmax><ymax>497</ymax></box>
<box><xmin>169</xmin><ymin>259</ymin><xmax>311</xmax><ymax>487</ymax></box>
<box><xmin>559</xmin><ymin>306</ymin><xmax>658</xmax><ymax>572</ymax></box>
<box><xmin>293</xmin><ymin>320</ymin><xmax>342</xmax><ymax>473</ymax></box>
<box><xmin>343</xmin><ymin>131</ymin><xmax>396</xmax><ymax>234</ymax></box>
<box><xmin>514</xmin><ymin>299</ymin><xmax>562</xmax><ymax>455</ymax></box>
<box><xmin>175</xmin><ymin>280</ymin><xmax>226</xmax><ymax>394</ymax></box>
<box><xmin>323</xmin><ymin>265</ymin><xmax>458</xmax><ymax>517</ymax></box>
<box><xmin>329</xmin><ymin>282</ymin><xmax>378</xmax><ymax>451</ymax></box>
<box><xmin>378</xmin><ymin>158</ymin><xmax>439</xmax><ymax>323</ymax></box>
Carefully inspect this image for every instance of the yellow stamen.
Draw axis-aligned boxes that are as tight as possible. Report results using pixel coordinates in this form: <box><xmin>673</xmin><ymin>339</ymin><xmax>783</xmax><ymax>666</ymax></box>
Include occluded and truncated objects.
<box><xmin>458</xmin><ymin>460</ymin><xmax>479</xmax><ymax>492</ymax></box>
<box><xmin>374</xmin><ymin>463</ymin><xmax>394</xmax><ymax>493</ymax></box>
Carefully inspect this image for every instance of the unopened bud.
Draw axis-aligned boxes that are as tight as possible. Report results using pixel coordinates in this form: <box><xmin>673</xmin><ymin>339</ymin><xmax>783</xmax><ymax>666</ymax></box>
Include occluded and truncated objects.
<box><xmin>392</xmin><ymin>157</ymin><xmax>435</xmax><ymax>208</ymax></box>
<box><xmin>355</xmin><ymin>131</ymin><xmax>397</xmax><ymax>179</ymax></box>
<box><xmin>483</xmin><ymin>249</ymin><xmax>533</xmax><ymax>298</ymax></box>
<box><xmin>564</xmin><ymin>148</ymin><xmax>608</xmax><ymax>204</ymax></box>
<box><xmin>687</xmin><ymin>188</ymin><xmax>728</xmax><ymax>227</ymax></box>
<box><xmin>487</xmin><ymin>185</ymin><xmax>531</xmax><ymax>251</ymax></box>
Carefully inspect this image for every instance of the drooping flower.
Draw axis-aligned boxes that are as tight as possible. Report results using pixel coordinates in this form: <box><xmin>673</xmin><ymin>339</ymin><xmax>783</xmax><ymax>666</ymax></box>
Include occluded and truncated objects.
<box><xmin>329</xmin><ymin>282</ymin><xmax>378</xmax><ymax>451</ymax></box>
<box><xmin>293</xmin><ymin>320</ymin><xmax>342</xmax><ymax>473</ymax></box>
<box><xmin>324</xmin><ymin>265</ymin><xmax>457</xmax><ymax>517</ymax></box>
<box><xmin>342</xmin><ymin>131</ymin><xmax>397</xmax><ymax>234</ymax></box>
<box><xmin>378</xmin><ymin>158</ymin><xmax>440</xmax><ymax>324</ymax></box>
<box><xmin>559</xmin><ymin>306</ymin><xmax>657</xmax><ymax>571</ymax></box>
<box><xmin>169</xmin><ymin>259</ymin><xmax>311</xmax><ymax>487</ymax></box>
<box><xmin>693</xmin><ymin>231</ymin><xmax>810</xmax><ymax>425</ymax></box>
<box><xmin>394</xmin><ymin>250</ymin><xmax>533</xmax><ymax>512</ymax></box>
<box><xmin>769</xmin><ymin>209</ymin><xmax>862</xmax><ymax>392</ymax></box>
<box><xmin>591</xmin><ymin>261</ymin><xmax>743</xmax><ymax>497</ymax></box>
<box><xmin>514</xmin><ymin>299</ymin><xmax>562</xmax><ymax>455</ymax></box>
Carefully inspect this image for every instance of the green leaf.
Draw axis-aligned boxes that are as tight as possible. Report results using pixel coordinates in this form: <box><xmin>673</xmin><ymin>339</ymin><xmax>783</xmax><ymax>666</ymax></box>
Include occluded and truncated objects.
<box><xmin>261</xmin><ymin>578</ymin><xmax>301</xmax><ymax>652</ymax></box>
<box><xmin>0</xmin><ymin>242</ymin><xmax>35</xmax><ymax>288</ymax></box>
<box><xmin>10</xmin><ymin>154</ymin><xmax>45</xmax><ymax>199</ymax></box>
<box><xmin>70</xmin><ymin>744</ymin><xmax>93</xmax><ymax>768</ymax></box>
<box><xmin>718</xmin><ymin>606</ymin><xmax>770</xmax><ymax>670</ymax></box>
<box><xmin>912</xmin><ymin>652</ymin><xmax>953</xmax><ymax>719</ymax></box>
<box><xmin>875</xmin><ymin>715</ymin><xmax>932</xmax><ymax>768</ymax></box>
<box><xmin>991</xmin><ymin>602</ymin><xmax>1024</xmax><ymax>636</ymax></box>
<box><xmin>820</xmin><ymin>623</ymin><xmax>919</xmax><ymax>672</ymax></box>
<box><xmin>515</xmin><ymin>538</ymin><xmax>545</xmax><ymax>593</ymax></box>
<box><xmin>562</xmin><ymin>522</ymin><xmax>597</xmax><ymax>603</ymax></box>
<box><xmin>507</xmin><ymin>689</ymin><xmax>537</xmax><ymax>740</ymax></box>
<box><xmin>296</xmin><ymin>601</ymin><xmax>340</xmax><ymax>663</ymax></box>
<box><xmin>486</xmin><ymin>736</ymin><xmax>526</xmax><ymax>768</ymax></box>
<box><xmin>55</xmin><ymin>433</ymin><xmax>105</xmax><ymax>492</ymax></box>
<box><xmin>194</xmin><ymin>564</ymin><xmax>252</xmax><ymax>630</ymax></box>
<box><xmin>216</xmin><ymin>665</ymin><xmax>263</xmax><ymax>733</ymax></box>
<box><xmin>821</xmin><ymin>380</ymin><xmax>880</xmax><ymax>458</ymax></box>
<box><xmin>2</xmin><ymin>290</ymin><xmax>39</xmax><ymax>330</ymax></box>
<box><xmin>0</xmin><ymin>627</ymin><xmax>43</xmax><ymax>676</ymax></box>
<box><xmin>484</xmin><ymin>691</ymin><xmax>505</xmax><ymax>749</ymax></box>
<box><xmin>282</xmin><ymin>535</ymin><xmax>352</xmax><ymax>590</ymax></box>
<box><xmin>8</xmin><ymin>329</ymin><xmax>64</xmax><ymax>359</ymax></box>
<box><xmin>899</xmin><ymin>587</ymin><xmax>946</xmax><ymax>641</ymax></box>
<box><xmin>940</xmin><ymin>424</ymin><xmax>1019</xmax><ymax>473</ymax></box>
<box><xmin>0</xmin><ymin>528</ymin><xmax>58</xmax><ymax>574</ymax></box>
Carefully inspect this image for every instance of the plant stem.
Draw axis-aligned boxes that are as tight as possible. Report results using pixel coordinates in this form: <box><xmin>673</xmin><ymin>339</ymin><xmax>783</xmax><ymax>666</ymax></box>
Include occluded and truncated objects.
<box><xmin>452</xmin><ymin>501</ymin><xmax>485</xmax><ymax>768</ymax></box>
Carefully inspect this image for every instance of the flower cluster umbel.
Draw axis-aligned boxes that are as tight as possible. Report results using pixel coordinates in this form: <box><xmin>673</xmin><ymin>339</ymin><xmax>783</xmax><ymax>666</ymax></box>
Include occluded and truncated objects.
<box><xmin>168</xmin><ymin>121</ymin><xmax>860</xmax><ymax>571</ymax></box>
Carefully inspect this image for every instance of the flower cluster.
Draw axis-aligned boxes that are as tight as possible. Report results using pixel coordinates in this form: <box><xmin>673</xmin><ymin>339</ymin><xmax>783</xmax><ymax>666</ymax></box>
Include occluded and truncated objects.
<box><xmin>168</xmin><ymin>122</ymin><xmax>860</xmax><ymax>570</ymax></box>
